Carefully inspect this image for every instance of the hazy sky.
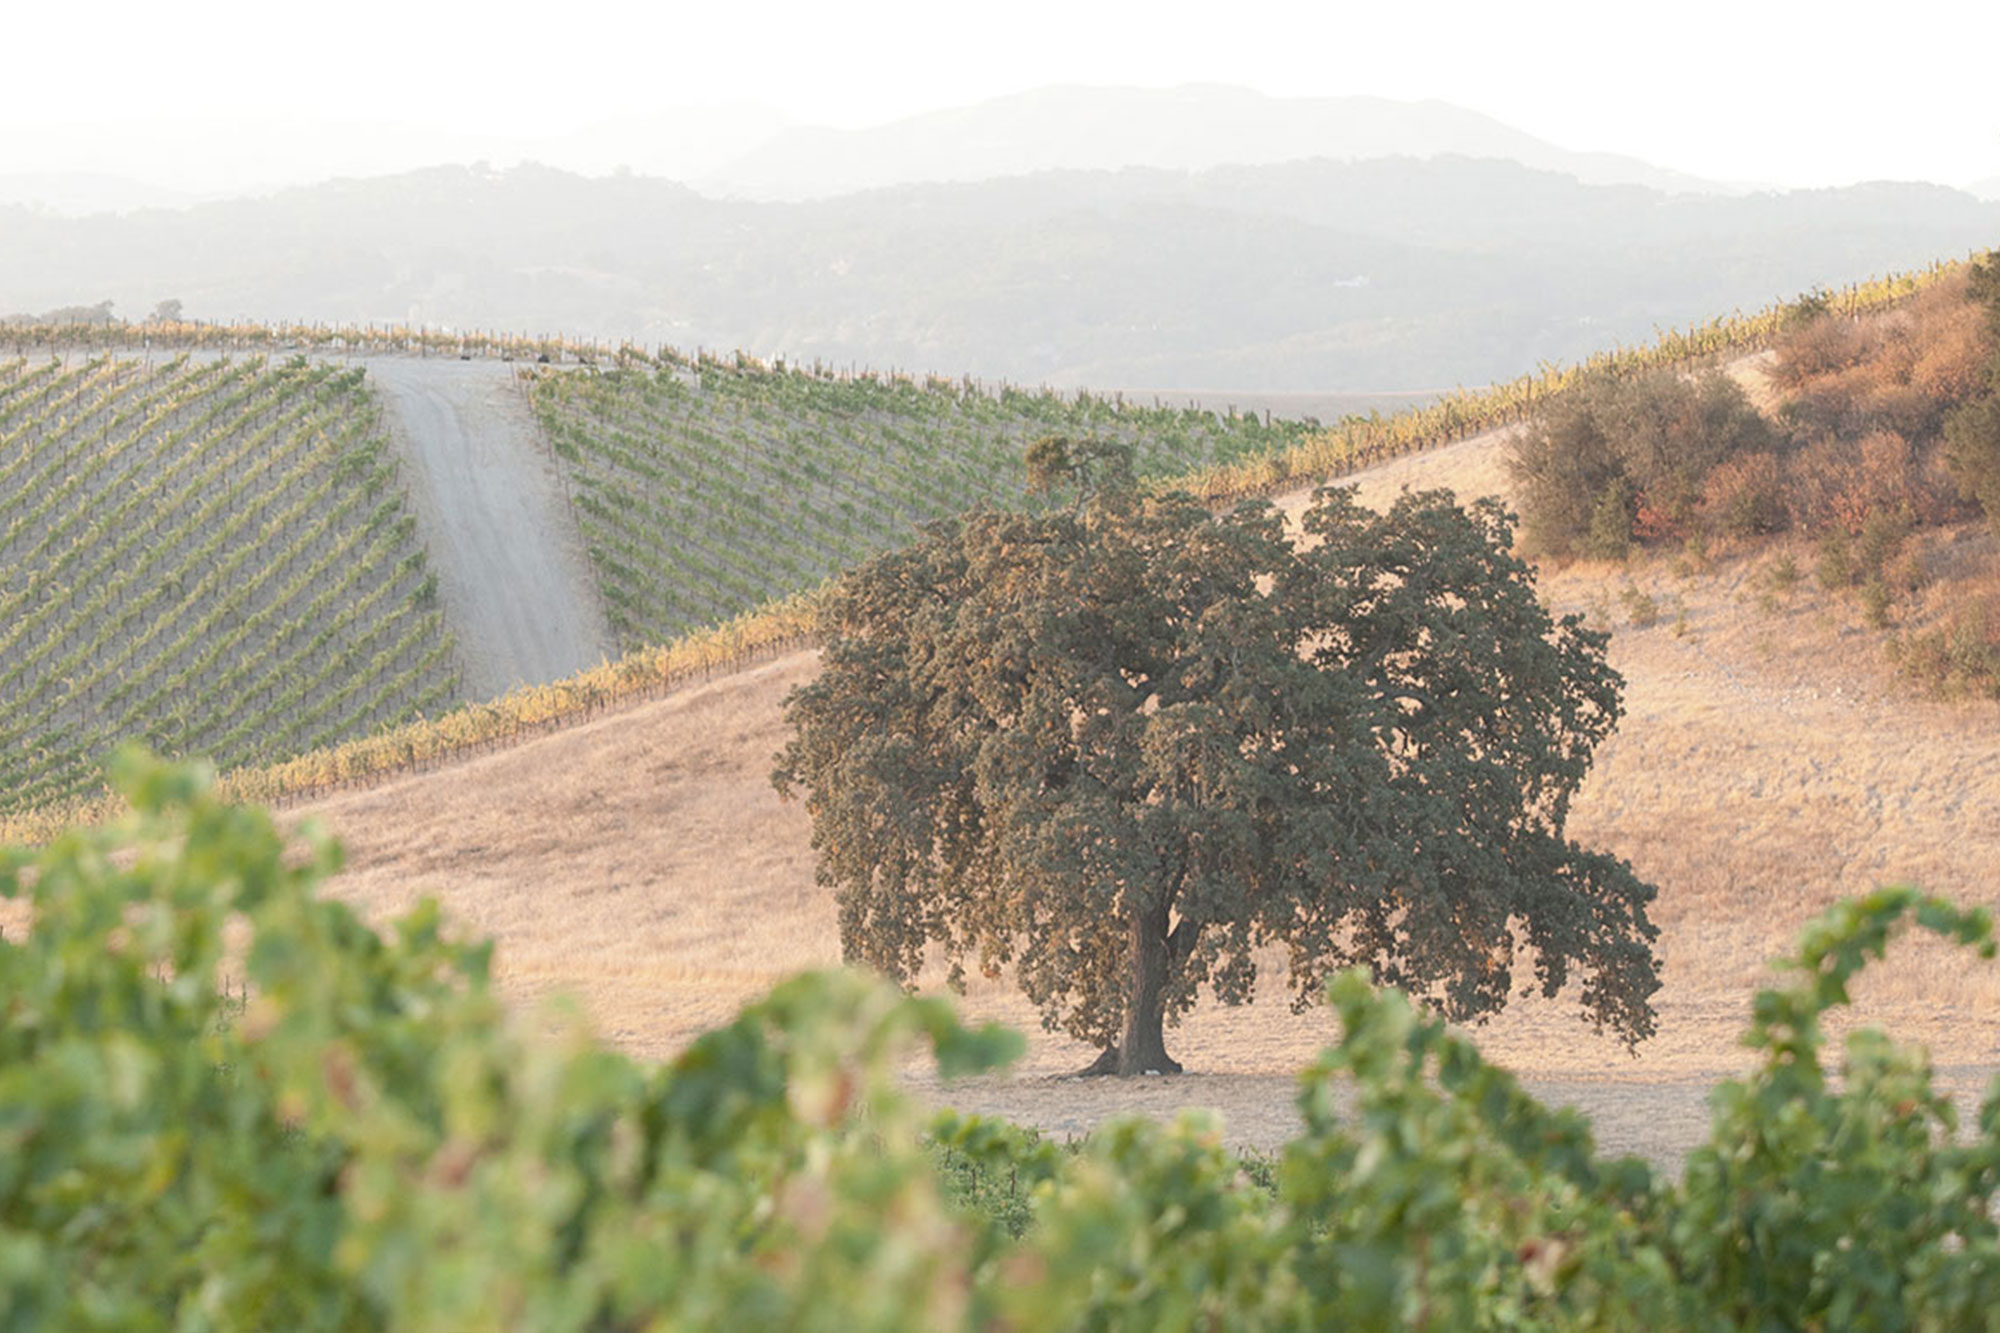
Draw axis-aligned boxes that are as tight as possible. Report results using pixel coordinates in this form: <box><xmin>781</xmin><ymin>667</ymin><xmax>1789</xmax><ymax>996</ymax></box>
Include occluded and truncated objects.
<box><xmin>6</xmin><ymin>0</ymin><xmax>1998</xmax><ymax>192</ymax></box>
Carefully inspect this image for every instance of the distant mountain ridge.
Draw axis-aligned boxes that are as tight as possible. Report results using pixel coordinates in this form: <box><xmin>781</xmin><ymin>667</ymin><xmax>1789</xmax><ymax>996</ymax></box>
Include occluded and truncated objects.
<box><xmin>694</xmin><ymin>84</ymin><xmax>1735</xmax><ymax>200</ymax></box>
<box><xmin>0</xmin><ymin>172</ymin><xmax>202</xmax><ymax>217</ymax></box>
<box><xmin>3</xmin><ymin>156</ymin><xmax>1992</xmax><ymax>392</ymax></box>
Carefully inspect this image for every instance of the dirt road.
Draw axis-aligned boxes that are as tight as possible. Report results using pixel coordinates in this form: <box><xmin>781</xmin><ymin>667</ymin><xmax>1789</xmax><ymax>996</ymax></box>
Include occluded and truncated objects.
<box><xmin>366</xmin><ymin>357</ymin><xmax>611</xmax><ymax>700</ymax></box>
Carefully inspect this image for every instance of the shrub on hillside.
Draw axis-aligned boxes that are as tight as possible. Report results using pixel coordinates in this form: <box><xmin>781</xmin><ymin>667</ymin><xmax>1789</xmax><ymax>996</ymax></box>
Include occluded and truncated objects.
<box><xmin>1511</xmin><ymin>383</ymin><xmax>1628</xmax><ymax>556</ymax></box>
<box><xmin>1817</xmin><ymin>527</ymin><xmax>1858</xmax><ymax>590</ymax></box>
<box><xmin>1700</xmin><ymin>451</ymin><xmax>1787</xmax><ymax>537</ymax></box>
<box><xmin>1791</xmin><ymin>430</ymin><xmax>1962</xmax><ymax>534</ymax></box>
<box><xmin>1946</xmin><ymin>394</ymin><xmax>2000</xmax><ymax>521</ymax></box>
<box><xmin>1897</xmin><ymin>591</ymin><xmax>2000</xmax><ymax>698</ymax></box>
<box><xmin>1768</xmin><ymin>308</ymin><xmax>1870</xmax><ymax>389</ymax></box>
<box><xmin>1943</xmin><ymin>254</ymin><xmax>2000</xmax><ymax>529</ymax></box>
<box><xmin>1511</xmin><ymin>368</ymin><xmax>1767</xmax><ymax>556</ymax></box>
<box><xmin>1774</xmin><ymin>276</ymin><xmax>1984</xmax><ymax>446</ymax></box>
<box><xmin>1518</xmin><ymin>267</ymin><xmax>1990</xmax><ymax>594</ymax></box>
<box><xmin>1776</xmin><ymin>269</ymin><xmax>1991</xmax><ymax>543</ymax></box>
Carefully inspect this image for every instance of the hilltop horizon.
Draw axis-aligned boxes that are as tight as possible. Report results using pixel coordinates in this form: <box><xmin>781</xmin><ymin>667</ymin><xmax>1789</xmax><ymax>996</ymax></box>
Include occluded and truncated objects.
<box><xmin>7</xmin><ymin>82</ymin><xmax>1998</xmax><ymax>220</ymax></box>
<box><xmin>5</xmin><ymin>151</ymin><xmax>1994</xmax><ymax>396</ymax></box>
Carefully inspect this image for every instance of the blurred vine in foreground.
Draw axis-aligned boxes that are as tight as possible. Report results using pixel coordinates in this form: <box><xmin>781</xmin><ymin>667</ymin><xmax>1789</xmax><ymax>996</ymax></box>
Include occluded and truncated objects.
<box><xmin>3</xmin><ymin>755</ymin><xmax>1998</xmax><ymax>1329</ymax></box>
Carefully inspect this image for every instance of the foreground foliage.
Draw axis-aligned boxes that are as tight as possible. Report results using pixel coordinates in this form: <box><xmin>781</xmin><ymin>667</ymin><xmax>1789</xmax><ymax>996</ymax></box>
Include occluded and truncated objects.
<box><xmin>0</xmin><ymin>753</ymin><xmax>1024</xmax><ymax>1329</ymax></box>
<box><xmin>7</xmin><ymin>761</ymin><xmax>2000</xmax><ymax>1329</ymax></box>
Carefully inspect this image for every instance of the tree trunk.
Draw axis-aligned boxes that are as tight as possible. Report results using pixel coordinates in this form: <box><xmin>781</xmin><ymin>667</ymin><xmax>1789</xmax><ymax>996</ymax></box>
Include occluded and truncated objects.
<box><xmin>1076</xmin><ymin>900</ymin><xmax>1182</xmax><ymax>1077</ymax></box>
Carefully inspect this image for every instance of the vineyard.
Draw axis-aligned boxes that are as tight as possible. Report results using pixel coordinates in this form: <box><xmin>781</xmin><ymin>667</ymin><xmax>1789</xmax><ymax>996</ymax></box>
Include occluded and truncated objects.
<box><xmin>518</xmin><ymin>266</ymin><xmax>1952</xmax><ymax>650</ymax></box>
<box><xmin>526</xmin><ymin>357</ymin><xmax>1313</xmax><ymax>648</ymax></box>
<box><xmin>0</xmin><ymin>259</ymin><xmax>1962</xmax><ymax>829</ymax></box>
<box><xmin>0</xmin><ymin>353</ymin><xmax>459</xmax><ymax>815</ymax></box>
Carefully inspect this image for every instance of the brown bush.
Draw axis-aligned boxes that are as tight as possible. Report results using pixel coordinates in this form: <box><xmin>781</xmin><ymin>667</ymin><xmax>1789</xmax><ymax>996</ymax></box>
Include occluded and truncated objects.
<box><xmin>1700</xmin><ymin>452</ymin><xmax>1787</xmax><ymax>536</ymax></box>
<box><xmin>1912</xmin><ymin>447</ymin><xmax>1977</xmax><ymax>527</ymax></box>
<box><xmin>1909</xmin><ymin>302</ymin><xmax>1986</xmax><ymax>404</ymax></box>
<box><xmin>1770</xmin><ymin>315</ymin><xmax>1867</xmax><ymax>389</ymax></box>
<box><xmin>1784</xmin><ymin>436</ymin><xmax>1867</xmax><ymax>531</ymax></box>
<box><xmin>1772</xmin><ymin>275</ymin><xmax>1984</xmax><ymax>448</ymax></box>
<box><xmin>1780</xmin><ymin>364</ymin><xmax>1870</xmax><ymax>442</ymax></box>
<box><xmin>1878</xmin><ymin>382</ymin><xmax>1949</xmax><ymax>441</ymax></box>
<box><xmin>1633</xmin><ymin>494</ymin><xmax>1689</xmax><ymax>542</ymax></box>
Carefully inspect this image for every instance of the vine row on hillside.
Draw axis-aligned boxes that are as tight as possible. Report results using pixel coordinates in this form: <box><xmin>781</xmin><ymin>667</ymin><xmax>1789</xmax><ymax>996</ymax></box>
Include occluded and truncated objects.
<box><xmin>0</xmin><ymin>354</ymin><xmax>459</xmax><ymax>816</ymax></box>
<box><xmin>528</xmin><ymin>359</ymin><xmax>1311</xmax><ymax>649</ymax></box>
<box><xmin>0</xmin><ymin>595</ymin><xmax>816</xmax><ymax>844</ymax></box>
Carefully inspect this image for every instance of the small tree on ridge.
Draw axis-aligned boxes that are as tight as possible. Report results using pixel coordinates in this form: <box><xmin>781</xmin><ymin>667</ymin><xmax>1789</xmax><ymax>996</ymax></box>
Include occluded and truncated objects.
<box><xmin>773</xmin><ymin>442</ymin><xmax>1659</xmax><ymax>1075</ymax></box>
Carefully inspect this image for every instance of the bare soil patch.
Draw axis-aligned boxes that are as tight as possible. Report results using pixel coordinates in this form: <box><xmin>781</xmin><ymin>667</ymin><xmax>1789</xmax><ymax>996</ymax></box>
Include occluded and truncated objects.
<box><xmin>367</xmin><ymin>357</ymin><xmax>612</xmax><ymax>699</ymax></box>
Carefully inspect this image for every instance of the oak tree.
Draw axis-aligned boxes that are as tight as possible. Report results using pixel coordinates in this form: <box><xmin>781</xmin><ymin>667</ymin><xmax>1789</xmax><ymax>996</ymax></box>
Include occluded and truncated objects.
<box><xmin>773</xmin><ymin>443</ymin><xmax>1659</xmax><ymax>1075</ymax></box>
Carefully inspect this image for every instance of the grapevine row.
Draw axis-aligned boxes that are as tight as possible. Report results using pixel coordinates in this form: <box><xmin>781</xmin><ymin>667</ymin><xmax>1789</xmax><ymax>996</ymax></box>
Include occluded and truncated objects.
<box><xmin>0</xmin><ymin>355</ymin><xmax>459</xmax><ymax>813</ymax></box>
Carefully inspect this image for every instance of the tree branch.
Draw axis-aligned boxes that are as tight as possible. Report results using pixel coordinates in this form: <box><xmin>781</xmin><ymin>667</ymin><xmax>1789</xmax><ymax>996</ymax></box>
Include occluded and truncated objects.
<box><xmin>1377</xmin><ymin>683</ymin><xmax>1439</xmax><ymax>724</ymax></box>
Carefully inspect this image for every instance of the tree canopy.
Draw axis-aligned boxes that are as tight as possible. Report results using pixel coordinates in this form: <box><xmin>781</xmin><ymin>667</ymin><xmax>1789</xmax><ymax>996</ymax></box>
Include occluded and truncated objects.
<box><xmin>774</xmin><ymin>442</ymin><xmax>1659</xmax><ymax>1074</ymax></box>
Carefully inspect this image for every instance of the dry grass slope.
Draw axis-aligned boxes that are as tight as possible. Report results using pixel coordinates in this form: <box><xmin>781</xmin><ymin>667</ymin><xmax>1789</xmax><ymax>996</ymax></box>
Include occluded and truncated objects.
<box><xmin>291</xmin><ymin>402</ymin><xmax>2000</xmax><ymax>1166</ymax></box>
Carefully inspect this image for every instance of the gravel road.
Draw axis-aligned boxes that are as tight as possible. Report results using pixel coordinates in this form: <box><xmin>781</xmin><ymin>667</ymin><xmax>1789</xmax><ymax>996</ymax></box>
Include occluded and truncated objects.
<box><xmin>366</xmin><ymin>357</ymin><xmax>611</xmax><ymax>699</ymax></box>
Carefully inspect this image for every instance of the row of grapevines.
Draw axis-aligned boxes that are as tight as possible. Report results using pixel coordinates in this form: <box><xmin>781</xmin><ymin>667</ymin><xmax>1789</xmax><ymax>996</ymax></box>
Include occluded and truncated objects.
<box><xmin>527</xmin><ymin>357</ymin><xmax>1314</xmax><ymax>649</ymax></box>
<box><xmin>0</xmin><ymin>353</ymin><xmax>460</xmax><ymax>814</ymax></box>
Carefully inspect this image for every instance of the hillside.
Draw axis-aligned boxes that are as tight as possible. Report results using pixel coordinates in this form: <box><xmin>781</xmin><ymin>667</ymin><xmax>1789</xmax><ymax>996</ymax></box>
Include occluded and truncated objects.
<box><xmin>285</xmin><ymin>412</ymin><xmax>2000</xmax><ymax>1166</ymax></box>
<box><xmin>0</xmin><ymin>336</ymin><xmax>1334</xmax><ymax>814</ymax></box>
<box><xmin>7</xmin><ymin>269</ymin><xmax>1998</xmax><ymax>1167</ymax></box>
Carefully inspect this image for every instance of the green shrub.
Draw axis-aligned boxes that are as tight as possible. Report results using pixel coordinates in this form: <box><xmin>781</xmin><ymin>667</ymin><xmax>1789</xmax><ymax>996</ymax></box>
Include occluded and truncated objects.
<box><xmin>1818</xmin><ymin>527</ymin><xmax>1857</xmax><ymax>589</ymax></box>
<box><xmin>1512</xmin><ymin>369</ymin><xmax>1767</xmax><ymax>557</ymax></box>
<box><xmin>1619</xmin><ymin>582</ymin><xmax>1659</xmax><ymax>628</ymax></box>
<box><xmin>1767</xmin><ymin>552</ymin><xmax>1801</xmax><ymax>592</ymax></box>
<box><xmin>1512</xmin><ymin>387</ymin><xmax>1627</xmax><ymax>557</ymax></box>
<box><xmin>1858</xmin><ymin>504</ymin><xmax>1915</xmax><ymax>579</ymax></box>
<box><xmin>1898</xmin><ymin>611</ymin><xmax>2000</xmax><ymax>699</ymax></box>
<box><xmin>1586</xmin><ymin>477</ymin><xmax>1637</xmax><ymax>560</ymax></box>
<box><xmin>1943</xmin><ymin>251</ymin><xmax>2000</xmax><ymax>527</ymax></box>
<box><xmin>1861</xmin><ymin>575</ymin><xmax>1895</xmax><ymax>628</ymax></box>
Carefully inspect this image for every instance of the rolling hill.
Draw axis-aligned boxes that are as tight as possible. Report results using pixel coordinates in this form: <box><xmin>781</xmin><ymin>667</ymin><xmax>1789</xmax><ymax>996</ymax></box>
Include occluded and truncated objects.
<box><xmin>4</xmin><ymin>156</ymin><xmax>1994</xmax><ymax>391</ymax></box>
<box><xmin>0</xmin><ymin>335</ymin><xmax>1322</xmax><ymax>812</ymax></box>
<box><xmin>693</xmin><ymin>84</ymin><xmax>1731</xmax><ymax>199</ymax></box>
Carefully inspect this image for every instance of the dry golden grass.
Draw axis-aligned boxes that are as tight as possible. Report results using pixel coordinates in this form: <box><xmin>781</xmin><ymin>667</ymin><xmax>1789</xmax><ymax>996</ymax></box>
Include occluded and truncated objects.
<box><xmin>287</xmin><ymin>405</ymin><xmax>2000</xmax><ymax>1161</ymax></box>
